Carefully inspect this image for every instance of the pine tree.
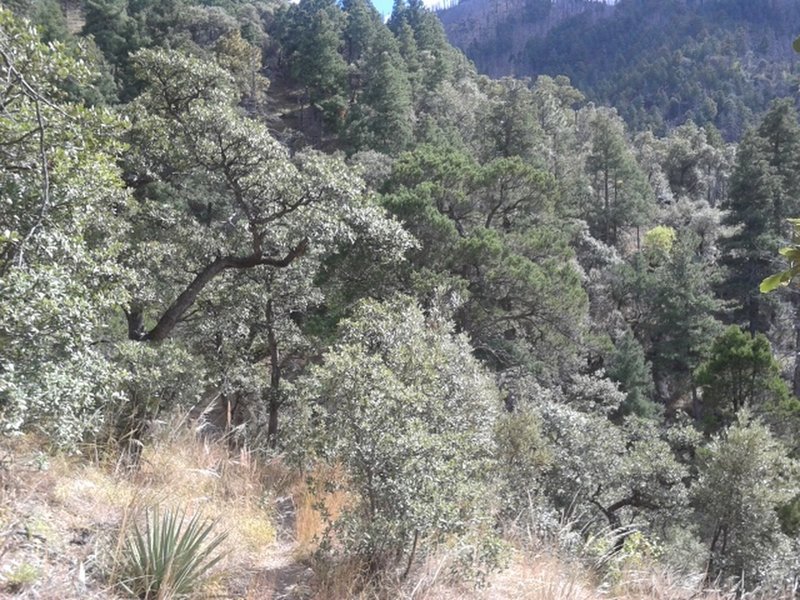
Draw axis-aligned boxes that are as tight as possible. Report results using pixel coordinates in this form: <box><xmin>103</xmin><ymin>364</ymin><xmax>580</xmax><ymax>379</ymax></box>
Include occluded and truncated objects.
<box><xmin>347</xmin><ymin>26</ymin><xmax>414</xmax><ymax>154</ymax></box>
<box><xmin>584</xmin><ymin>109</ymin><xmax>653</xmax><ymax>246</ymax></box>
<box><xmin>606</xmin><ymin>330</ymin><xmax>658</xmax><ymax>418</ymax></box>
<box><xmin>394</xmin><ymin>20</ymin><xmax>421</xmax><ymax>94</ymax></box>
<box><xmin>281</xmin><ymin>0</ymin><xmax>348</xmax><ymax>124</ymax></box>
<box><xmin>483</xmin><ymin>78</ymin><xmax>543</xmax><ymax>161</ymax></box>
<box><xmin>757</xmin><ymin>98</ymin><xmax>800</xmax><ymax>233</ymax></box>
<box><xmin>695</xmin><ymin>326</ymin><xmax>792</xmax><ymax>433</ymax></box>
<box><xmin>342</xmin><ymin>0</ymin><xmax>381</xmax><ymax>65</ymax></box>
<box><xmin>720</xmin><ymin>128</ymin><xmax>780</xmax><ymax>334</ymax></box>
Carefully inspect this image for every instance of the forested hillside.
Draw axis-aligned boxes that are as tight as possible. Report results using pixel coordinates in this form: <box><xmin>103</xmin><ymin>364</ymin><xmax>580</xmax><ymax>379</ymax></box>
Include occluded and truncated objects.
<box><xmin>439</xmin><ymin>0</ymin><xmax>800</xmax><ymax>139</ymax></box>
<box><xmin>3</xmin><ymin>0</ymin><xmax>800</xmax><ymax>597</ymax></box>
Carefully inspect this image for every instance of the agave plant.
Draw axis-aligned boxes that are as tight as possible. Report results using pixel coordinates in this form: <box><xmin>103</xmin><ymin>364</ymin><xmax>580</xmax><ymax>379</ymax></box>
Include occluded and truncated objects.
<box><xmin>117</xmin><ymin>506</ymin><xmax>228</xmax><ymax>599</ymax></box>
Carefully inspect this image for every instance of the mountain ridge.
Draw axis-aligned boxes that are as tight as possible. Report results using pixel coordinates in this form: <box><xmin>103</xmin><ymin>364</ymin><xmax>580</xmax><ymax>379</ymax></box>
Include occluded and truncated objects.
<box><xmin>437</xmin><ymin>0</ymin><xmax>800</xmax><ymax>138</ymax></box>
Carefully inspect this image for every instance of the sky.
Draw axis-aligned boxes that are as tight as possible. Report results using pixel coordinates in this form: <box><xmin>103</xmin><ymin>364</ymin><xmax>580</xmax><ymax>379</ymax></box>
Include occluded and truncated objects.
<box><xmin>369</xmin><ymin>0</ymin><xmax>449</xmax><ymax>20</ymax></box>
<box><xmin>370</xmin><ymin>0</ymin><xmax>393</xmax><ymax>16</ymax></box>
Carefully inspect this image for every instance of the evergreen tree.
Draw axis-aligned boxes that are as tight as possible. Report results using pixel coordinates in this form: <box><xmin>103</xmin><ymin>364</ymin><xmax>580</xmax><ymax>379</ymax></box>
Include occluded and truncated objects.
<box><xmin>695</xmin><ymin>326</ymin><xmax>792</xmax><ymax>432</ymax></box>
<box><xmin>720</xmin><ymin>128</ymin><xmax>780</xmax><ymax>334</ymax></box>
<box><xmin>346</xmin><ymin>25</ymin><xmax>414</xmax><ymax>154</ymax></box>
<box><xmin>757</xmin><ymin>98</ymin><xmax>800</xmax><ymax>232</ymax></box>
<box><xmin>387</xmin><ymin>0</ymin><xmax>408</xmax><ymax>34</ymax></box>
<box><xmin>393</xmin><ymin>20</ymin><xmax>421</xmax><ymax>95</ymax></box>
<box><xmin>383</xmin><ymin>145</ymin><xmax>588</xmax><ymax>375</ymax></box>
<box><xmin>584</xmin><ymin>109</ymin><xmax>653</xmax><ymax>246</ymax></box>
<box><xmin>281</xmin><ymin>0</ymin><xmax>348</xmax><ymax>125</ymax></box>
<box><xmin>606</xmin><ymin>330</ymin><xmax>658</xmax><ymax>418</ymax></box>
<box><xmin>83</xmin><ymin>0</ymin><xmax>138</xmax><ymax>68</ymax></box>
<box><xmin>482</xmin><ymin>78</ymin><xmax>543</xmax><ymax>161</ymax></box>
<box><xmin>342</xmin><ymin>0</ymin><xmax>381</xmax><ymax>65</ymax></box>
<box><xmin>615</xmin><ymin>232</ymin><xmax>722</xmax><ymax>403</ymax></box>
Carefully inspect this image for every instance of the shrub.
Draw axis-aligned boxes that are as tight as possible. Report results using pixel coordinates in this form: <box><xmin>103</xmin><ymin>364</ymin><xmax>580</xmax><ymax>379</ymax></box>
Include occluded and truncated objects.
<box><xmin>115</xmin><ymin>506</ymin><xmax>228</xmax><ymax>599</ymax></box>
<box><xmin>289</xmin><ymin>296</ymin><xmax>501</xmax><ymax>576</ymax></box>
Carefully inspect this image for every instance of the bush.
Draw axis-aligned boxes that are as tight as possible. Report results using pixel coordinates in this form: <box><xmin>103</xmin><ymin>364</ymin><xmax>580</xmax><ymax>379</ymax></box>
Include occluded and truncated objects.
<box><xmin>289</xmin><ymin>296</ymin><xmax>501</xmax><ymax>576</ymax></box>
<box><xmin>693</xmin><ymin>413</ymin><xmax>797</xmax><ymax>587</ymax></box>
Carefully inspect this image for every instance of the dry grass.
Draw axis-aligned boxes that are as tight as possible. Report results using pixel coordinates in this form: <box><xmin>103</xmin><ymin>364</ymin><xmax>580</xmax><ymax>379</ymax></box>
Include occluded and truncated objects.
<box><xmin>1</xmin><ymin>424</ymin><xmax>796</xmax><ymax>599</ymax></box>
<box><xmin>292</xmin><ymin>462</ymin><xmax>351</xmax><ymax>554</ymax></box>
<box><xmin>300</xmin><ymin>543</ymin><xmax>795</xmax><ymax>600</ymax></box>
<box><xmin>0</xmin><ymin>415</ymin><xmax>280</xmax><ymax>598</ymax></box>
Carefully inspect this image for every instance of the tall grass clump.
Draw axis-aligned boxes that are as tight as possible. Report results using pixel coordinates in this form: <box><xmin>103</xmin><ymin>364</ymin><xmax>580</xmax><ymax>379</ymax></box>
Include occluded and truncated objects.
<box><xmin>116</xmin><ymin>506</ymin><xmax>228</xmax><ymax>599</ymax></box>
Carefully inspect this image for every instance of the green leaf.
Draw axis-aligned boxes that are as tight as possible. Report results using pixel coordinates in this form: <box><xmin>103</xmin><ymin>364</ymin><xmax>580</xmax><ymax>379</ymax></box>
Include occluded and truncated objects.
<box><xmin>760</xmin><ymin>272</ymin><xmax>790</xmax><ymax>293</ymax></box>
<box><xmin>793</xmin><ymin>36</ymin><xmax>800</xmax><ymax>53</ymax></box>
<box><xmin>778</xmin><ymin>247</ymin><xmax>800</xmax><ymax>262</ymax></box>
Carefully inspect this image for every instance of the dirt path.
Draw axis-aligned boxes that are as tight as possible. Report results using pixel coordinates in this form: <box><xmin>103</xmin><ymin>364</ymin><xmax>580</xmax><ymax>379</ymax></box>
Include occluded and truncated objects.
<box><xmin>250</xmin><ymin>495</ymin><xmax>312</xmax><ymax>600</ymax></box>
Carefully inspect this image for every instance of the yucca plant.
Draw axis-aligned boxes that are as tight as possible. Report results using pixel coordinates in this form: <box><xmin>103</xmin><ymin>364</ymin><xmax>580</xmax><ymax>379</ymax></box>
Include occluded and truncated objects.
<box><xmin>117</xmin><ymin>506</ymin><xmax>228</xmax><ymax>599</ymax></box>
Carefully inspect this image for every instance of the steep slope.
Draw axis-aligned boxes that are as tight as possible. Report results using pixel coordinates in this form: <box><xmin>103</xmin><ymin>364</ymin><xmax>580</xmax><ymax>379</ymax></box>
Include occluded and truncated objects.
<box><xmin>438</xmin><ymin>0</ymin><xmax>800</xmax><ymax>138</ymax></box>
<box><xmin>437</xmin><ymin>0</ymin><xmax>611</xmax><ymax>76</ymax></box>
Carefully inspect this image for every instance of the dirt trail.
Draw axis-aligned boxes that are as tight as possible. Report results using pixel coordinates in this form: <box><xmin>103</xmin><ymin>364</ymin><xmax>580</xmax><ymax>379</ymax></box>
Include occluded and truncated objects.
<box><xmin>253</xmin><ymin>495</ymin><xmax>312</xmax><ymax>600</ymax></box>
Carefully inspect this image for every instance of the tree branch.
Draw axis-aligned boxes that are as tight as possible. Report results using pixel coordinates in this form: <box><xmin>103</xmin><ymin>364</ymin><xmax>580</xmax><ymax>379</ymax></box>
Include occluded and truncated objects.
<box><xmin>142</xmin><ymin>238</ymin><xmax>308</xmax><ymax>342</ymax></box>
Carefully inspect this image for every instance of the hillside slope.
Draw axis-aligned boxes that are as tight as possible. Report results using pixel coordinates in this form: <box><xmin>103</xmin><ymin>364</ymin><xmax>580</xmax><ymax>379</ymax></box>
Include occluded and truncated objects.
<box><xmin>438</xmin><ymin>0</ymin><xmax>800</xmax><ymax>138</ymax></box>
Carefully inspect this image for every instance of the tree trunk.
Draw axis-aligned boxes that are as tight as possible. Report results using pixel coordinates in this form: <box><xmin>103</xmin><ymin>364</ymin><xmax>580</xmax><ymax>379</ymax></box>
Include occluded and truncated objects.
<box><xmin>266</xmin><ymin>299</ymin><xmax>281</xmax><ymax>449</ymax></box>
<box><xmin>707</xmin><ymin>523</ymin><xmax>723</xmax><ymax>581</ymax></box>
<box><xmin>747</xmin><ymin>293</ymin><xmax>759</xmax><ymax>337</ymax></box>
<box><xmin>125</xmin><ymin>306</ymin><xmax>145</xmax><ymax>341</ymax></box>
<box><xmin>691</xmin><ymin>383</ymin><xmax>701</xmax><ymax>421</ymax></box>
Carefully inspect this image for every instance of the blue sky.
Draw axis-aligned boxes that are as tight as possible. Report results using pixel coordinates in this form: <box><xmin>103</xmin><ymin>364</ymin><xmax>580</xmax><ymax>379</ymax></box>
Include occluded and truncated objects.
<box><xmin>369</xmin><ymin>0</ymin><xmax>447</xmax><ymax>20</ymax></box>
<box><xmin>370</xmin><ymin>0</ymin><xmax>393</xmax><ymax>17</ymax></box>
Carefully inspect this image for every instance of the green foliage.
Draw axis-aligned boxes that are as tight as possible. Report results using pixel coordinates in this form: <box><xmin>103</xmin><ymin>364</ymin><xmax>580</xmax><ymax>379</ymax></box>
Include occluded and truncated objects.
<box><xmin>122</xmin><ymin>46</ymin><xmax>411</xmax><ymax>448</ymax></box>
<box><xmin>455</xmin><ymin>0</ymin><xmax>800</xmax><ymax>138</ymax></box>
<box><xmin>117</xmin><ymin>506</ymin><xmax>228</xmax><ymax>599</ymax></box>
<box><xmin>693</xmin><ymin>413</ymin><xmax>798</xmax><ymax>584</ymax></box>
<box><xmin>695</xmin><ymin>326</ymin><xmax>792</xmax><ymax>432</ymax></box>
<box><xmin>6</xmin><ymin>0</ymin><xmax>800</xmax><ymax>591</ymax></box>
<box><xmin>289</xmin><ymin>296</ymin><xmax>500</xmax><ymax>572</ymax></box>
<box><xmin>383</xmin><ymin>144</ymin><xmax>587</xmax><ymax>373</ymax></box>
<box><xmin>389</xmin><ymin>0</ymin><xmax>455</xmax><ymax>91</ymax></box>
<box><xmin>112</xmin><ymin>341</ymin><xmax>206</xmax><ymax>452</ymax></box>
<box><xmin>494</xmin><ymin>400</ymin><xmax>551</xmax><ymax>517</ymax></box>
<box><xmin>342</xmin><ymin>0</ymin><xmax>380</xmax><ymax>64</ymax></box>
<box><xmin>722</xmin><ymin>100</ymin><xmax>800</xmax><ymax>331</ymax></box>
<box><xmin>614</xmin><ymin>232</ymin><xmax>723</xmax><ymax>401</ymax></box>
<box><xmin>643</xmin><ymin>225</ymin><xmax>676</xmax><ymax>257</ymax></box>
<box><xmin>346</xmin><ymin>25</ymin><xmax>413</xmax><ymax>154</ymax></box>
<box><xmin>0</xmin><ymin>9</ymin><xmax>132</xmax><ymax>447</ymax></box>
<box><xmin>606</xmin><ymin>331</ymin><xmax>658</xmax><ymax>418</ymax></box>
<box><xmin>83</xmin><ymin>0</ymin><xmax>137</xmax><ymax>67</ymax></box>
<box><xmin>279</xmin><ymin>0</ymin><xmax>348</xmax><ymax>117</ymax></box>
<box><xmin>213</xmin><ymin>29</ymin><xmax>268</xmax><ymax>106</ymax></box>
<box><xmin>124</xmin><ymin>48</ymin><xmax>411</xmax><ymax>342</ymax></box>
<box><xmin>481</xmin><ymin>78</ymin><xmax>544</xmax><ymax>161</ymax></box>
<box><xmin>652</xmin><ymin>122</ymin><xmax>731</xmax><ymax>208</ymax></box>
<box><xmin>506</xmin><ymin>374</ymin><xmax>690</xmax><ymax>543</ymax></box>
<box><xmin>583</xmin><ymin>109</ymin><xmax>654</xmax><ymax>246</ymax></box>
<box><xmin>761</xmin><ymin>219</ymin><xmax>800</xmax><ymax>292</ymax></box>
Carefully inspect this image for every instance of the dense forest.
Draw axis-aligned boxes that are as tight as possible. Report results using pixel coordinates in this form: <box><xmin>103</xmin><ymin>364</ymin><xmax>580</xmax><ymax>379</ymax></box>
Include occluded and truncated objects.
<box><xmin>3</xmin><ymin>0</ymin><xmax>800</xmax><ymax>597</ymax></box>
<box><xmin>439</xmin><ymin>0</ymin><xmax>800</xmax><ymax>139</ymax></box>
